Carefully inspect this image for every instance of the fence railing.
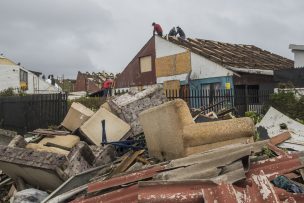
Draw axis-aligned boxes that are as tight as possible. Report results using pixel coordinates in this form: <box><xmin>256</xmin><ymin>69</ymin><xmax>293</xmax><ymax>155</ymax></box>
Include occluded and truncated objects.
<box><xmin>0</xmin><ymin>93</ymin><xmax>67</xmax><ymax>133</ymax></box>
<box><xmin>165</xmin><ymin>88</ymin><xmax>273</xmax><ymax>115</ymax></box>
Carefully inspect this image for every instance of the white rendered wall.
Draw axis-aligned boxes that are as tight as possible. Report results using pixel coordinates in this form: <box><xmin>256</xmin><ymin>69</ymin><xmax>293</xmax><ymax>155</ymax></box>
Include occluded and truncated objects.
<box><xmin>190</xmin><ymin>53</ymin><xmax>233</xmax><ymax>80</ymax></box>
<box><xmin>0</xmin><ymin>65</ymin><xmax>20</xmax><ymax>91</ymax></box>
<box><xmin>155</xmin><ymin>36</ymin><xmax>187</xmax><ymax>58</ymax></box>
<box><xmin>293</xmin><ymin>50</ymin><xmax>304</xmax><ymax>68</ymax></box>
<box><xmin>0</xmin><ymin>64</ymin><xmax>61</xmax><ymax>94</ymax></box>
<box><xmin>155</xmin><ymin>36</ymin><xmax>234</xmax><ymax>83</ymax></box>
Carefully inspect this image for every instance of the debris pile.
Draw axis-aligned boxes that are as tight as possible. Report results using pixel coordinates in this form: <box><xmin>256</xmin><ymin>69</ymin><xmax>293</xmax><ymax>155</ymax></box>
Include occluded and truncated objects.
<box><xmin>1</xmin><ymin>85</ymin><xmax>304</xmax><ymax>202</ymax></box>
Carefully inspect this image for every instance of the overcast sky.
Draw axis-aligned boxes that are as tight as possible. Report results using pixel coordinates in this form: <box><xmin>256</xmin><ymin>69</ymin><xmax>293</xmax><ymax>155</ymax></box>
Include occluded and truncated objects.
<box><xmin>0</xmin><ymin>0</ymin><xmax>303</xmax><ymax>78</ymax></box>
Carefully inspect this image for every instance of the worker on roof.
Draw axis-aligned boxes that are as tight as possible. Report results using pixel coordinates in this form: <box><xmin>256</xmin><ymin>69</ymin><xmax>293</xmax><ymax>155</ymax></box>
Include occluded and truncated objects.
<box><xmin>152</xmin><ymin>22</ymin><xmax>163</xmax><ymax>37</ymax></box>
<box><xmin>168</xmin><ymin>27</ymin><xmax>177</xmax><ymax>37</ymax></box>
<box><xmin>176</xmin><ymin>26</ymin><xmax>186</xmax><ymax>39</ymax></box>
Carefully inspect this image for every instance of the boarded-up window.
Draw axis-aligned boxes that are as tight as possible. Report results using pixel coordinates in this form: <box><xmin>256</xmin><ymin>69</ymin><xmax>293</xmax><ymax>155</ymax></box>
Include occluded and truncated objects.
<box><xmin>140</xmin><ymin>56</ymin><xmax>152</xmax><ymax>73</ymax></box>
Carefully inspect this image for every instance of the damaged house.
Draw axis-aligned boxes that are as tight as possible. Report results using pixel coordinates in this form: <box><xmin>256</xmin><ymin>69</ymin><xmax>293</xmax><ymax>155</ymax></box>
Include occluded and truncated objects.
<box><xmin>74</xmin><ymin>71</ymin><xmax>115</xmax><ymax>94</ymax></box>
<box><xmin>115</xmin><ymin>35</ymin><xmax>294</xmax><ymax>108</ymax></box>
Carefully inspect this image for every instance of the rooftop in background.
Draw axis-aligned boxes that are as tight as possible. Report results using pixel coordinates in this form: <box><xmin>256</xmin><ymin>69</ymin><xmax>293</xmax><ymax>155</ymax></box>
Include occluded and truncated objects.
<box><xmin>166</xmin><ymin>36</ymin><xmax>294</xmax><ymax>71</ymax></box>
<box><xmin>82</xmin><ymin>71</ymin><xmax>115</xmax><ymax>81</ymax></box>
<box><xmin>289</xmin><ymin>44</ymin><xmax>304</xmax><ymax>51</ymax></box>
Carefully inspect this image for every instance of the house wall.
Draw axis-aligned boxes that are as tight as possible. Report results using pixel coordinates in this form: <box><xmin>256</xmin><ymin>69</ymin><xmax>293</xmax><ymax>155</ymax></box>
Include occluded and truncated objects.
<box><xmin>0</xmin><ymin>57</ymin><xmax>16</xmax><ymax>66</ymax></box>
<box><xmin>0</xmin><ymin>64</ymin><xmax>60</xmax><ymax>94</ymax></box>
<box><xmin>189</xmin><ymin>76</ymin><xmax>234</xmax><ymax>90</ymax></box>
<box><xmin>25</xmin><ymin>69</ymin><xmax>61</xmax><ymax>94</ymax></box>
<box><xmin>190</xmin><ymin>53</ymin><xmax>233</xmax><ymax>80</ymax></box>
<box><xmin>155</xmin><ymin>36</ymin><xmax>233</xmax><ymax>89</ymax></box>
<box><xmin>115</xmin><ymin>36</ymin><xmax>156</xmax><ymax>88</ymax></box>
<box><xmin>74</xmin><ymin>72</ymin><xmax>87</xmax><ymax>92</ymax></box>
<box><xmin>155</xmin><ymin>36</ymin><xmax>190</xmax><ymax>84</ymax></box>
<box><xmin>188</xmin><ymin>76</ymin><xmax>234</xmax><ymax>108</ymax></box>
<box><xmin>155</xmin><ymin>51</ymin><xmax>191</xmax><ymax>77</ymax></box>
<box><xmin>74</xmin><ymin>72</ymin><xmax>100</xmax><ymax>93</ymax></box>
<box><xmin>0</xmin><ymin>65</ymin><xmax>20</xmax><ymax>91</ymax></box>
<box><xmin>293</xmin><ymin>50</ymin><xmax>304</xmax><ymax>68</ymax></box>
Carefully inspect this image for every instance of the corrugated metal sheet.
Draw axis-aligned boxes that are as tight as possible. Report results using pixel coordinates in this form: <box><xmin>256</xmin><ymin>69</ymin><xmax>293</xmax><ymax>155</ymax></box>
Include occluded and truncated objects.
<box><xmin>246</xmin><ymin>152</ymin><xmax>304</xmax><ymax>180</ymax></box>
<box><xmin>115</xmin><ymin>36</ymin><xmax>156</xmax><ymax>88</ymax></box>
<box><xmin>71</xmin><ymin>185</ymin><xmax>138</xmax><ymax>203</ymax></box>
<box><xmin>88</xmin><ymin>165</ymin><xmax>164</xmax><ymax>194</ymax></box>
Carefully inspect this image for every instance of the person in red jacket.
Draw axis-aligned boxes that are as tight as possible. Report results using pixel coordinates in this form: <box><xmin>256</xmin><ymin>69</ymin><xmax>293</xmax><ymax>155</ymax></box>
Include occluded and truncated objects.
<box><xmin>152</xmin><ymin>22</ymin><xmax>163</xmax><ymax>36</ymax></box>
<box><xmin>103</xmin><ymin>78</ymin><xmax>113</xmax><ymax>97</ymax></box>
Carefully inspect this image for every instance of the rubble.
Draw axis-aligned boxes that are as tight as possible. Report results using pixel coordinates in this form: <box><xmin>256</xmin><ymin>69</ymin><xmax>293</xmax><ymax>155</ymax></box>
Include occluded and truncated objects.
<box><xmin>0</xmin><ymin>145</ymin><xmax>68</xmax><ymax>191</ymax></box>
<box><xmin>38</xmin><ymin>134</ymin><xmax>80</xmax><ymax>149</ymax></box>
<box><xmin>11</xmin><ymin>188</ymin><xmax>49</xmax><ymax>203</ymax></box>
<box><xmin>0</xmin><ymin>128</ymin><xmax>17</xmax><ymax>145</ymax></box>
<box><xmin>80</xmin><ymin>107</ymin><xmax>131</xmax><ymax>145</ymax></box>
<box><xmin>108</xmin><ymin>85</ymin><xmax>168</xmax><ymax>137</ymax></box>
<box><xmin>1</xmin><ymin>87</ymin><xmax>304</xmax><ymax>202</ymax></box>
<box><xmin>8</xmin><ymin>135</ymin><xmax>27</xmax><ymax>148</ymax></box>
<box><xmin>257</xmin><ymin>106</ymin><xmax>304</xmax><ymax>151</ymax></box>
<box><xmin>61</xmin><ymin>102</ymin><xmax>95</xmax><ymax>132</ymax></box>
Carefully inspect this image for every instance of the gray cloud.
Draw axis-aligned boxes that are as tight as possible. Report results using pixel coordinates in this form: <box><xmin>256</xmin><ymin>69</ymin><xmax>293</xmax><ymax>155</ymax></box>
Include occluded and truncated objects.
<box><xmin>0</xmin><ymin>0</ymin><xmax>303</xmax><ymax>78</ymax></box>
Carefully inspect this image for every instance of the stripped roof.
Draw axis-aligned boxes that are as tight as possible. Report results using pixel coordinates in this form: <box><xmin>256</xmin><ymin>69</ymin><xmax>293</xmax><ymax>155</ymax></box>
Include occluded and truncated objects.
<box><xmin>166</xmin><ymin>36</ymin><xmax>294</xmax><ymax>71</ymax></box>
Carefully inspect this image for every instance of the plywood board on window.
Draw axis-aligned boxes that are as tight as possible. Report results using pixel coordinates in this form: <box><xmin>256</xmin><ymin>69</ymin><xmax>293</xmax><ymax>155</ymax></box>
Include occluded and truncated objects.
<box><xmin>140</xmin><ymin>56</ymin><xmax>152</xmax><ymax>73</ymax></box>
<box><xmin>163</xmin><ymin>80</ymin><xmax>180</xmax><ymax>97</ymax></box>
<box><xmin>156</xmin><ymin>51</ymin><xmax>191</xmax><ymax>77</ymax></box>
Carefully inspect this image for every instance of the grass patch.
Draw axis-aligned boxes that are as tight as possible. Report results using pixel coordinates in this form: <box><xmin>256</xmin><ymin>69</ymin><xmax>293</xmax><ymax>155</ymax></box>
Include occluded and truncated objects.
<box><xmin>68</xmin><ymin>97</ymin><xmax>106</xmax><ymax>111</ymax></box>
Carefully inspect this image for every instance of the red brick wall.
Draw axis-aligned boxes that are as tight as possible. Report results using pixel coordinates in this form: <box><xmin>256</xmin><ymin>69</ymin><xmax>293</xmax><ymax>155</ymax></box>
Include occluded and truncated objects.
<box><xmin>74</xmin><ymin>72</ymin><xmax>100</xmax><ymax>93</ymax></box>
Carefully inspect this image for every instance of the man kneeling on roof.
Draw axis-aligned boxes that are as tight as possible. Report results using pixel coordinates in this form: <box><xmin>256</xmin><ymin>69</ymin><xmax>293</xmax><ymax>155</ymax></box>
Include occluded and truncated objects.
<box><xmin>152</xmin><ymin>22</ymin><xmax>163</xmax><ymax>37</ymax></box>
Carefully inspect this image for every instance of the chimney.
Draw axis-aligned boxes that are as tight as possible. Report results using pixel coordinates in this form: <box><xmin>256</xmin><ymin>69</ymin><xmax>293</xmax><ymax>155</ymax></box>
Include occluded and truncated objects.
<box><xmin>289</xmin><ymin>44</ymin><xmax>304</xmax><ymax>68</ymax></box>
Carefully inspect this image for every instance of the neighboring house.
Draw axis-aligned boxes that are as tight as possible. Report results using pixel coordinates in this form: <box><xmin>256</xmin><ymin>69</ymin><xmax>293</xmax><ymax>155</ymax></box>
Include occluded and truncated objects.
<box><xmin>74</xmin><ymin>71</ymin><xmax>115</xmax><ymax>93</ymax></box>
<box><xmin>115</xmin><ymin>36</ymin><xmax>294</xmax><ymax>95</ymax></box>
<box><xmin>0</xmin><ymin>55</ymin><xmax>62</xmax><ymax>94</ymax></box>
<box><xmin>274</xmin><ymin>44</ymin><xmax>304</xmax><ymax>95</ymax></box>
<box><xmin>74</xmin><ymin>71</ymin><xmax>101</xmax><ymax>93</ymax></box>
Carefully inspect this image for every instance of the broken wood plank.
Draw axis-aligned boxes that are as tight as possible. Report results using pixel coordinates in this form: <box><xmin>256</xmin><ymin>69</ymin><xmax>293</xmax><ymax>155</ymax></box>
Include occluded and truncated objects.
<box><xmin>136</xmin><ymin>156</ymin><xmax>150</xmax><ymax>165</ymax></box>
<box><xmin>109</xmin><ymin>150</ymin><xmax>145</xmax><ymax>177</ymax></box>
<box><xmin>267</xmin><ymin>143</ymin><xmax>286</xmax><ymax>156</ymax></box>
<box><xmin>269</xmin><ymin>132</ymin><xmax>291</xmax><ymax>145</ymax></box>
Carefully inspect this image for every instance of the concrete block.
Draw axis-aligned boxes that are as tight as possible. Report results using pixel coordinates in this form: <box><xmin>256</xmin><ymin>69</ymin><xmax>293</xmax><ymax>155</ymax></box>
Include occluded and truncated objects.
<box><xmin>80</xmin><ymin>107</ymin><xmax>130</xmax><ymax>145</ymax></box>
<box><xmin>61</xmin><ymin>102</ymin><xmax>94</xmax><ymax>132</ymax></box>
<box><xmin>0</xmin><ymin>145</ymin><xmax>68</xmax><ymax>191</ymax></box>
<box><xmin>139</xmin><ymin>99</ymin><xmax>255</xmax><ymax>160</ymax></box>
<box><xmin>38</xmin><ymin>135</ymin><xmax>80</xmax><ymax>149</ymax></box>
<box><xmin>65</xmin><ymin>141</ymin><xmax>95</xmax><ymax>177</ymax></box>
<box><xmin>109</xmin><ymin>85</ymin><xmax>168</xmax><ymax>136</ymax></box>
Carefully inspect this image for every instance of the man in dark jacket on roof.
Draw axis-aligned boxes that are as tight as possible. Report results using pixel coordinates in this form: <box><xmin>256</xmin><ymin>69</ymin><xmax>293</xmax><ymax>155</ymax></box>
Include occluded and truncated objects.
<box><xmin>168</xmin><ymin>27</ymin><xmax>177</xmax><ymax>37</ymax></box>
<box><xmin>177</xmin><ymin>26</ymin><xmax>186</xmax><ymax>39</ymax></box>
<box><xmin>152</xmin><ymin>22</ymin><xmax>163</xmax><ymax>36</ymax></box>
